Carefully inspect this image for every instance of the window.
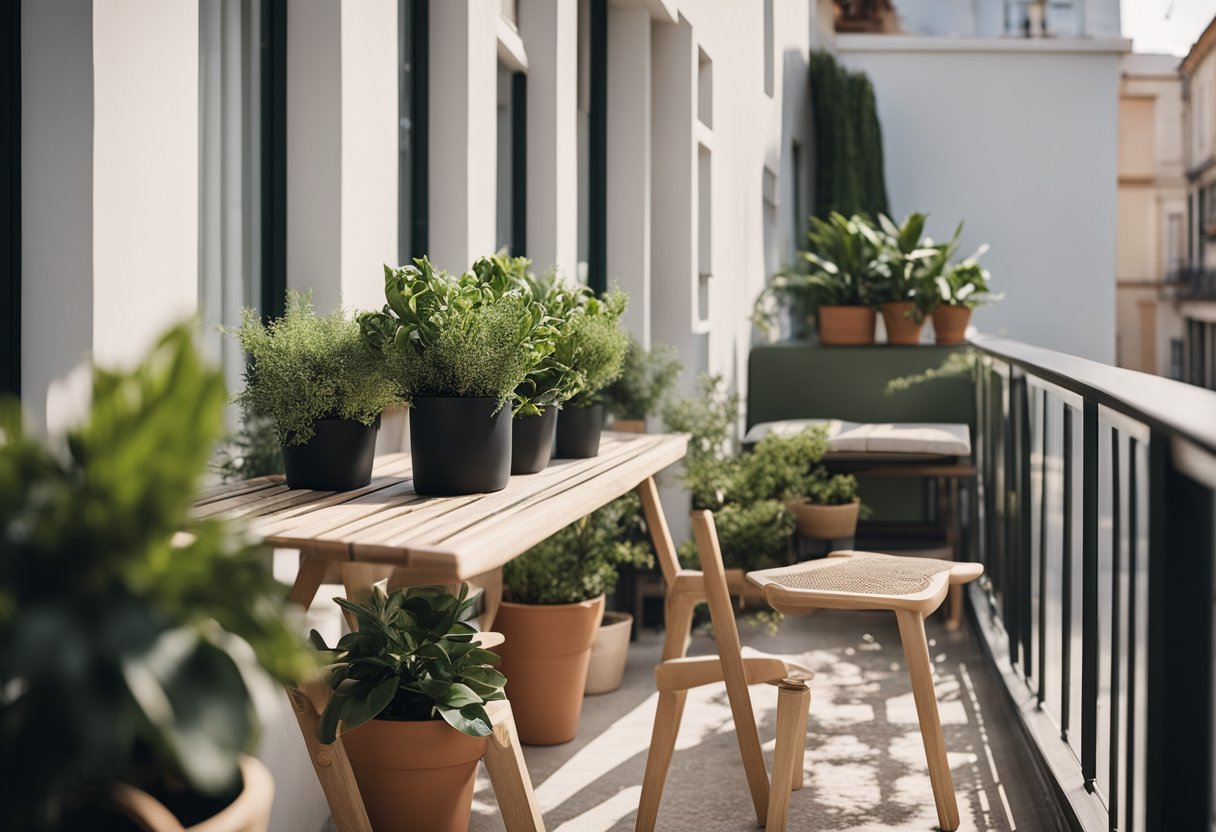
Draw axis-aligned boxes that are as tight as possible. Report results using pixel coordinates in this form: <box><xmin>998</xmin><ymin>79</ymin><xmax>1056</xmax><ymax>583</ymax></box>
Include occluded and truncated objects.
<box><xmin>1166</xmin><ymin>212</ymin><xmax>1184</xmax><ymax>275</ymax></box>
<box><xmin>697</xmin><ymin>47</ymin><xmax>713</xmax><ymax>128</ymax></box>
<box><xmin>1170</xmin><ymin>338</ymin><xmax>1184</xmax><ymax>380</ymax></box>
<box><xmin>199</xmin><ymin>0</ymin><xmax>284</xmax><ymax>400</ymax></box>
<box><xmin>496</xmin><ymin>64</ymin><xmax>526</xmax><ymax>255</ymax></box>
<box><xmin>399</xmin><ymin>0</ymin><xmax>428</xmax><ymax>264</ymax></box>
<box><xmin>697</xmin><ymin>144</ymin><xmax>711</xmax><ymax>325</ymax></box>
<box><xmin>791</xmin><ymin>139</ymin><xmax>804</xmax><ymax>261</ymax></box>
<box><xmin>576</xmin><ymin>0</ymin><xmax>607</xmax><ymax>291</ymax></box>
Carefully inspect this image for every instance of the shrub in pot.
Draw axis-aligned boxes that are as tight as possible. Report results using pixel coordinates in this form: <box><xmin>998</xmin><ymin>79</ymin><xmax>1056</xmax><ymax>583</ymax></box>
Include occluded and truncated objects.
<box><xmin>871</xmin><ymin>212</ymin><xmax>958</xmax><ymax>346</ymax></box>
<box><xmin>600</xmin><ymin>336</ymin><xmax>682</xmax><ymax>433</ymax></box>
<box><xmin>509</xmin><ymin>263</ymin><xmax>584</xmax><ymax>474</ymax></box>
<box><xmin>229</xmin><ymin>292</ymin><xmax>400</xmax><ymax>491</ymax></box>
<box><xmin>0</xmin><ymin>325</ymin><xmax>313</xmax><ymax>832</ymax></box>
<box><xmin>312</xmin><ymin>583</ymin><xmax>505</xmax><ymax>832</ymax></box>
<box><xmin>931</xmin><ymin>254</ymin><xmax>1001</xmax><ymax>345</ymax></box>
<box><xmin>360</xmin><ymin>257</ymin><xmax>554</xmax><ymax>495</ymax></box>
<box><xmin>553</xmin><ymin>288</ymin><xmax>630</xmax><ymax>458</ymax></box>
<box><xmin>499</xmin><ymin>499</ymin><xmax>652</xmax><ymax>743</ymax></box>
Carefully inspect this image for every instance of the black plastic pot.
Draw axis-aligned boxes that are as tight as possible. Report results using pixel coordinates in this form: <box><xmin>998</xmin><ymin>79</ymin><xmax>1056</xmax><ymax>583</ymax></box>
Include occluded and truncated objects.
<box><xmin>410</xmin><ymin>397</ymin><xmax>512</xmax><ymax>495</ymax></box>
<box><xmin>282</xmin><ymin>417</ymin><xmax>380</xmax><ymax>491</ymax></box>
<box><xmin>511</xmin><ymin>408</ymin><xmax>558</xmax><ymax>475</ymax></box>
<box><xmin>554</xmin><ymin>404</ymin><xmax>604</xmax><ymax>459</ymax></box>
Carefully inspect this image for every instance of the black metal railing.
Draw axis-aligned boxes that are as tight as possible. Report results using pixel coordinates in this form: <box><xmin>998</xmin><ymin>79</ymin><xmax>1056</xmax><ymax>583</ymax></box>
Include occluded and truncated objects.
<box><xmin>969</xmin><ymin>334</ymin><xmax>1216</xmax><ymax>832</ymax></box>
<box><xmin>1167</xmin><ymin>268</ymin><xmax>1216</xmax><ymax>300</ymax></box>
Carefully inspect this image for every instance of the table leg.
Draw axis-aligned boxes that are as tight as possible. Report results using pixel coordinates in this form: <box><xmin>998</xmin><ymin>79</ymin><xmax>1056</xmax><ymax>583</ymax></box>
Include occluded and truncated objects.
<box><xmin>286</xmin><ymin>685</ymin><xmax>372</xmax><ymax>832</ymax></box>
<box><xmin>290</xmin><ymin>550</ymin><xmax>332</xmax><ymax>609</ymax></box>
<box><xmin>484</xmin><ymin>701</ymin><xmax>546</xmax><ymax>832</ymax></box>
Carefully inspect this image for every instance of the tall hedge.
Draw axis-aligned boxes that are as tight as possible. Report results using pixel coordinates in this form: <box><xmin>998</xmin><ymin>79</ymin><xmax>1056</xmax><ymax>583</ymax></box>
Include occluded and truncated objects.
<box><xmin>809</xmin><ymin>50</ymin><xmax>889</xmax><ymax>220</ymax></box>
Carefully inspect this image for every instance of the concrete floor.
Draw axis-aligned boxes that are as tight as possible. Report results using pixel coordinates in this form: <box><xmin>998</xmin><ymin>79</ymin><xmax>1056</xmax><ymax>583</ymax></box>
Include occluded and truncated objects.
<box><xmin>469</xmin><ymin>607</ymin><xmax>1067</xmax><ymax>832</ymax></box>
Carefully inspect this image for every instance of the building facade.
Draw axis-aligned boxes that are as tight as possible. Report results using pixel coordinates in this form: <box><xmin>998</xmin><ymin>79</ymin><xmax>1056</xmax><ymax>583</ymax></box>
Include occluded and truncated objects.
<box><xmin>1181</xmin><ymin>15</ymin><xmax>1216</xmax><ymax>390</ymax></box>
<box><xmin>1115</xmin><ymin>52</ymin><xmax>1187</xmax><ymax>377</ymax></box>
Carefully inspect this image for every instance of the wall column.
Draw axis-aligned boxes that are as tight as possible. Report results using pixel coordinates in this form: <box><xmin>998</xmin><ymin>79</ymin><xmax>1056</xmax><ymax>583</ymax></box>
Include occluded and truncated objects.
<box><xmin>519</xmin><ymin>0</ymin><xmax>578</xmax><ymax>276</ymax></box>
<box><xmin>606</xmin><ymin>6</ymin><xmax>652</xmax><ymax>346</ymax></box>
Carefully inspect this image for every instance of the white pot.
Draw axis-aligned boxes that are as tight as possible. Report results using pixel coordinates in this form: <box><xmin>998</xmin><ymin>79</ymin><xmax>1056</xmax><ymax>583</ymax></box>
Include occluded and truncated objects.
<box><xmin>584</xmin><ymin>611</ymin><xmax>634</xmax><ymax>695</ymax></box>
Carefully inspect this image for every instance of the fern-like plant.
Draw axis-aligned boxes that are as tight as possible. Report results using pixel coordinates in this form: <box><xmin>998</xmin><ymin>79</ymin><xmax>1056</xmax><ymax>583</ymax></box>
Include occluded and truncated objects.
<box><xmin>228</xmin><ymin>291</ymin><xmax>401</xmax><ymax>446</ymax></box>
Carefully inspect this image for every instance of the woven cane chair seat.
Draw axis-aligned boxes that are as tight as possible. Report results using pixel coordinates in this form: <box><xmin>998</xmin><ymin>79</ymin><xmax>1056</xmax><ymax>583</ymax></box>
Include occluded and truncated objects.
<box><xmin>758</xmin><ymin>555</ymin><xmax>955</xmax><ymax>597</ymax></box>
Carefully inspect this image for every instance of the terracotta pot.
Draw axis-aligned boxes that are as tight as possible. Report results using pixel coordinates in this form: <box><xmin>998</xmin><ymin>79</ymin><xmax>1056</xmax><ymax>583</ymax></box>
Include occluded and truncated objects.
<box><xmin>342</xmin><ymin>718</ymin><xmax>488</xmax><ymax>832</ymax></box>
<box><xmin>880</xmin><ymin>301</ymin><xmax>924</xmax><ymax>346</ymax></box>
<box><xmin>609</xmin><ymin>418</ymin><xmax>646</xmax><ymax>434</ymax></box>
<box><xmin>494</xmin><ymin>595</ymin><xmax>606</xmax><ymax>744</ymax></box>
<box><xmin>112</xmin><ymin>756</ymin><xmax>274</xmax><ymax>832</ymax></box>
<box><xmin>817</xmin><ymin>305</ymin><xmax>876</xmax><ymax>346</ymax></box>
<box><xmin>931</xmin><ymin>305</ymin><xmax>972</xmax><ymax>345</ymax></box>
<box><xmin>585</xmin><ymin>611</ymin><xmax>634</xmax><ymax>695</ymax></box>
<box><xmin>787</xmin><ymin>498</ymin><xmax>861</xmax><ymax>541</ymax></box>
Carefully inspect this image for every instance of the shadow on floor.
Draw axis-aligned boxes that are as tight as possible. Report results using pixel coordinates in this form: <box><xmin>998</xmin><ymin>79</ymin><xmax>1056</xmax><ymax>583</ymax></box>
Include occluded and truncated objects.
<box><xmin>470</xmin><ymin>607</ymin><xmax>1066</xmax><ymax>832</ymax></box>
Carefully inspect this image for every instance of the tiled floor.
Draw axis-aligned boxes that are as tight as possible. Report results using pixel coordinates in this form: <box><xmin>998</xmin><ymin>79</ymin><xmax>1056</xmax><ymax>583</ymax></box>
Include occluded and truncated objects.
<box><xmin>470</xmin><ymin>607</ymin><xmax>1066</xmax><ymax>832</ymax></box>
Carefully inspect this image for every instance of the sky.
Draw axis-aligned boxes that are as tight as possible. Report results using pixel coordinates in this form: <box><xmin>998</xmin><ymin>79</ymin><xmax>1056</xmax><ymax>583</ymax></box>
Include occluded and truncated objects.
<box><xmin>1122</xmin><ymin>0</ymin><xmax>1216</xmax><ymax>55</ymax></box>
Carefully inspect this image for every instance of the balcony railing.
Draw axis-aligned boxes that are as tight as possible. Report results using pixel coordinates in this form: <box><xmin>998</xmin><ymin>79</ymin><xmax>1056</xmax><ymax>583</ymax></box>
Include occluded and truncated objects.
<box><xmin>1166</xmin><ymin>268</ymin><xmax>1216</xmax><ymax>300</ymax></box>
<box><xmin>969</xmin><ymin>334</ymin><xmax>1216</xmax><ymax>832</ymax></box>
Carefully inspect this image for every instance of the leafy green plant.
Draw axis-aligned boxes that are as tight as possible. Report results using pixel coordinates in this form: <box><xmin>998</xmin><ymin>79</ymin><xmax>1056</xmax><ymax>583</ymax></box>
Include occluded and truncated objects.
<box><xmin>359</xmin><ymin>257</ymin><xmax>555</xmax><ymax>412</ymax></box>
<box><xmin>503</xmin><ymin>494</ymin><xmax>653</xmax><ymax>605</ymax></box>
<box><xmin>601</xmin><ymin>337</ymin><xmax>683</xmax><ymax>421</ymax></box>
<box><xmin>0</xmin><ymin>325</ymin><xmax>313</xmax><ymax>831</ymax></box>
<box><xmin>661</xmin><ymin>375</ymin><xmax>742</xmax><ymax>509</ymax></box>
<box><xmin>210</xmin><ymin>406</ymin><xmax>284</xmax><ymax>482</ymax></box>
<box><xmin>512</xmin><ymin>268</ymin><xmax>584</xmax><ymax>416</ymax></box>
<box><xmin>935</xmin><ymin>253</ymin><xmax>1002</xmax><ymax>309</ymax></box>
<box><xmin>562</xmin><ymin>288</ymin><xmax>630</xmax><ymax>407</ymax></box>
<box><xmin>312</xmin><ymin>583</ymin><xmax>505</xmax><ymax>741</ymax></box>
<box><xmin>228</xmin><ymin>291</ymin><xmax>401</xmax><ymax>446</ymax></box>
<box><xmin>678</xmin><ymin>499</ymin><xmax>795</xmax><ymax>572</ymax></box>
<box><xmin>884</xmin><ymin>349</ymin><xmax>978</xmax><ymax>395</ymax></box>
<box><xmin>807</xmin><ymin>473</ymin><xmax>861</xmax><ymax>506</ymax></box>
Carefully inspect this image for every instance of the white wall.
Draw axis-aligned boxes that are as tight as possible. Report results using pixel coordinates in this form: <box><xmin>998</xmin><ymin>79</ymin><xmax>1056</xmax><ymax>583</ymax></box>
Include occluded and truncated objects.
<box><xmin>840</xmin><ymin>36</ymin><xmax>1127</xmax><ymax>362</ymax></box>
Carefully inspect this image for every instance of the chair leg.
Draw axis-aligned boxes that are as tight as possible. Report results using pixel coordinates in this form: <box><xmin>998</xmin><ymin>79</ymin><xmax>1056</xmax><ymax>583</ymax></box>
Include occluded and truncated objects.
<box><xmin>792</xmin><ymin>694</ymin><xmax>809</xmax><ymax>792</ymax></box>
<box><xmin>766</xmin><ymin>680</ymin><xmax>811</xmax><ymax>832</ymax></box>
<box><xmin>896</xmin><ymin>610</ymin><xmax>960</xmax><ymax>832</ymax></box>
<box><xmin>483</xmin><ymin>702</ymin><xmax>545</xmax><ymax>832</ymax></box>
<box><xmin>661</xmin><ymin>596</ymin><xmax>696</xmax><ymax>662</ymax></box>
<box><xmin>635</xmin><ymin>689</ymin><xmax>688</xmax><ymax>832</ymax></box>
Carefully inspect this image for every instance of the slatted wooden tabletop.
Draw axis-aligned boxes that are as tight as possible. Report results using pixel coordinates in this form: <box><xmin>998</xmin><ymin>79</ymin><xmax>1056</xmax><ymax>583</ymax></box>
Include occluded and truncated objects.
<box><xmin>195</xmin><ymin>431</ymin><xmax>688</xmax><ymax>582</ymax></box>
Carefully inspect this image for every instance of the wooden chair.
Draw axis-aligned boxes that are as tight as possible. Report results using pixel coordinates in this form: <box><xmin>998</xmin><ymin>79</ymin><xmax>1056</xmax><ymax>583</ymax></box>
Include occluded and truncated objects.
<box><xmin>747</xmin><ymin>549</ymin><xmax>983</xmax><ymax>832</ymax></box>
<box><xmin>635</xmin><ymin>511</ymin><xmax>814</xmax><ymax>832</ymax></box>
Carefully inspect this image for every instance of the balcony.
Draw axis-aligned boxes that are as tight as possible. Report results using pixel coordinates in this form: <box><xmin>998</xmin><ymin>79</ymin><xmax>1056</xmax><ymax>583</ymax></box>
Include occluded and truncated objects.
<box><xmin>1168</xmin><ymin>267</ymin><xmax>1216</xmax><ymax>300</ymax></box>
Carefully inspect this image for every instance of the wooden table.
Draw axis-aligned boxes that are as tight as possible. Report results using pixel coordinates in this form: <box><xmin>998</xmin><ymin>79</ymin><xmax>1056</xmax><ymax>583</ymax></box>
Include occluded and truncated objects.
<box><xmin>196</xmin><ymin>431</ymin><xmax>689</xmax><ymax>832</ymax></box>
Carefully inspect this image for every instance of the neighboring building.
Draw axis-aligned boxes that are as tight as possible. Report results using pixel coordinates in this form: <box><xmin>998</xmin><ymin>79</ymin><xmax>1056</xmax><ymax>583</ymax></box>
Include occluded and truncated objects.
<box><xmin>1115</xmin><ymin>52</ymin><xmax>1187</xmax><ymax>378</ymax></box>
<box><xmin>1181</xmin><ymin>14</ymin><xmax>1216</xmax><ymax>390</ymax></box>
<box><xmin>835</xmin><ymin>0</ymin><xmax>1127</xmax><ymax>362</ymax></box>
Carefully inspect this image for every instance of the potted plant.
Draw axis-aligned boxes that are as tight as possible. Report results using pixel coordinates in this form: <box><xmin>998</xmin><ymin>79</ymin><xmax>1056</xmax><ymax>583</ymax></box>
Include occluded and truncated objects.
<box><xmin>229</xmin><ymin>292</ymin><xmax>400</xmax><ymax>491</ymax></box>
<box><xmin>931</xmin><ymin>250</ymin><xmax>1000</xmax><ymax>345</ymax></box>
<box><xmin>359</xmin><ymin>257</ymin><xmax>552</xmax><ymax>495</ymax></box>
<box><xmin>498</xmin><ymin>503</ymin><xmax>652</xmax><ymax>743</ymax></box>
<box><xmin>507</xmin><ymin>263</ymin><xmax>582</xmax><ymax>474</ymax></box>
<box><xmin>553</xmin><ymin>288</ymin><xmax>630</xmax><ymax>458</ymax></box>
<box><xmin>0</xmin><ymin>325</ymin><xmax>313</xmax><ymax>832</ymax></box>
<box><xmin>788</xmin><ymin>473</ymin><xmax>864</xmax><ymax>540</ymax></box>
<box><xmin>791</xmin><ymin>213</ymin><xmax>888</xmax><ymax>345</ymax></box>
<box><xmin>311</xmin><ymin>582</ymin><xmax>505</xmax><ymax>832</ymax></box>
<box><xmin>873</xmin><ymin>212</ymin><xmax>956</xmax><ymax>346</ymax></box>
<box><xmin>600</xmin><ymin>337</ymin><xmax>682</xmax><ymax>433</ymax></box>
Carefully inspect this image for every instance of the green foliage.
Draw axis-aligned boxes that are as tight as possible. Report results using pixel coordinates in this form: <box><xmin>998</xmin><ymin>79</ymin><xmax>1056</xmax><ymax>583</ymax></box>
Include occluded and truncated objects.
<box><xmin>0</xmin><ymin>325</ymin><xmax>313</xmax><ymax>831</ymax></box>
<box><xmin>678</xmin><ymin>499</ymin><xmax>794</xmax><ymax>572</ymax></box>
<box><xmin>809</xmin><ymin>50</ymin><xmax>889</xmax><ymax>221</ymax></box>
<box><xmin>935</xmin><ymin>250</ymin><xmax>1002</xmax><ymax>309</ymax></box>
<box><xmin>884</xmin><ymin>349</ymin><xmax>979</xmax><ymax>395</ymax></box>
<box><xmin>661</xmin><ymin>375</ymin><xmax>742</xmax><ymax>509</ymax></box>
<box><xmin>228</xmin><ymin>292</ymin><xmax>401</xmax><ymax>447</ymax></box>
<box><xmin>360</xmin><ymin>257</ymin><xmax>555</xmax><ymax>412</ymax></box>
<box><xmin>312</xmin><ymin>583</ymin><xmax>505</xmax><ymax>742</ymax></box>
<box><xmin>808</xmin><ymin>473</ymin><xmax>861</xmax><ymax>506</ymax></box>
<box><xmin>733</xmin><ymin>428</ymin><xmax>829</xmax><ymax>505</ymax></box>
<box><xmin>512</xmin><ymin>267</ymin><xmax>586</xmax><ymax>416</ymax></box>
<box><xmin>503</xmin><ymin>494</ymin><xmax>654</xmax><ymax>605</ymax></box>
<box><xmin>563</xmin><ymin>288</ymin><xmax>630</xmax><ymax>407</ymax></box>
<box><xmin>210</xmin><ymin>406</ymin><xmax>285</xmax><ymax>482</ymax></box>
<box><xmin>601</xmin><ymin>337</ymin><xmax>683</xmax><ymax>421</ymax></box>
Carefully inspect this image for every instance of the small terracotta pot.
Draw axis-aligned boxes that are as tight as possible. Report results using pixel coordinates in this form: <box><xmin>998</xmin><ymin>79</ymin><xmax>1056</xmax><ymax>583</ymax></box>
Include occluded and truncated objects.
<box><xmin>818</xmin><ymin>305</ymin><xmax>876</xmax><ymax>346</ymax></box>
<box><xmin>494</xmin><ymin>595</ymin><xmax>606</xmax><ymax>745</ymax></box>
<box><xmin>881</xmin><ymin>301</ymin><xmax>924</xmax><ymax>346</ymax></box>
<box><xmin>342</xmin><ymin>718</ymin><xmax>488</xmax><ymax>832</ymax></box>
<box><xmin>585</xmin><ymin>611</ymin><xmax>634</xmax><ymax>695</ymax></box>
<box><xmin>111</xmin><ymin>756</ymin><xmax>274</xmax><ymax>832</ymax></box>
<box><xmin>931</xmin><ymin>305</ymin><xmax>972</xmax><ymax>345</ymax></box>
<box><xmin>788</xmin><ymin>498</ymin><xmax>861</xmax><ymax>541</ymax></box>
<box><xmin>609</xmin><ymin>418</ymin><xmax>646</xmax><ymax>434</ymax></box>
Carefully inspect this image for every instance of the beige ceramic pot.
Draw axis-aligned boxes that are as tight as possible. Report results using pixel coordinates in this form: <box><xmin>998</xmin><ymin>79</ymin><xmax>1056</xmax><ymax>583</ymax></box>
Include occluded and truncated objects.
<box><xmin>881</xmin><ymin>301</ymin><xmax>924</xmax><ymax>346</ymax></box>
<box><xmin>585</xmin><ymin>611</ymin><xmax>634</xmax><ymax>695</ymax></box>
<box><xmin>609</xmin><ymin>419</ymin><xmax>646</xmax><ymax>434</ymax></box>
<box><xmin>111</xmin><ymin>756</ymin><xmax>274</xmax><ymax>832</ymax></box>
<box><xmin>342</xmin><ymin>717</ymin><xmax>488</xmax><ymax>832</ymax></box>
<box><xmin>494</xmin><ymin>595</ymin><xmax>605</xmax><ymax>745</ymax></box>
<box><xmin>818</xmin><ymin>305</ymin><xmax>876</xmax><ymax>346</ymax></box>
<box><xmin>932</xmin><ymin>305</ymin><xmax>972</xmax><ymax>345</ymax></box>
<box><xmin>788</xmin><ymin>498</ymin><xmax>861</xmax><ymax>541</ymax></box>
